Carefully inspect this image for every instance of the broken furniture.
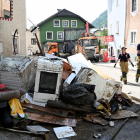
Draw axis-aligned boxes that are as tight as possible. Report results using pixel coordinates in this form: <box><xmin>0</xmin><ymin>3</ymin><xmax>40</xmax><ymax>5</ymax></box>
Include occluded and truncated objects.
<box><xmin>0</xmin><ymin>57</ymin><xmax>36</xmax><ymax>92</ymax></box>
<box><xmin>33</xmin><ymin>56</ymin><xmax>63</xmax><ymax>103</ymax></box>
<box><xmin>73</xmin><ymin>67</ymin><xmax>122</xmax><ymax>101</ymax></box>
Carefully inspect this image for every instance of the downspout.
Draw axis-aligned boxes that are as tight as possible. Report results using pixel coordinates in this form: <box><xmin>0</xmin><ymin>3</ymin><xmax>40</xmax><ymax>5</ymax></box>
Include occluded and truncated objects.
<box><xmin>124</xmin><ymin>0</ymin><xmax>127</xmax><ymax>46</ymax></box>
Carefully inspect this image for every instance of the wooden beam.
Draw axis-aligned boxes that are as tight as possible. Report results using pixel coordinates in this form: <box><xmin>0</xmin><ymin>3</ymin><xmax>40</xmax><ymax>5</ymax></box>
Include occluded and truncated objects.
<box><xmin>22</xmin><ymin>103</ymin><xmax>73</xmax><ymax>117</ymax></box>
<box><xmin>25</xmin><ymin>112</ymin><xmax>77</xmax><ymax>127</ymax></box>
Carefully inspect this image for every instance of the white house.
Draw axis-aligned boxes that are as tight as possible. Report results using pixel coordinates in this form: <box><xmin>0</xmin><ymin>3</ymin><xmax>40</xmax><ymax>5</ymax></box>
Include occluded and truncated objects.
<box><xmin>26</xmin><ymin>29</ymin><xmax>40</xmax><ymax>56</ymax></box>
<box><xmin>108</xmin><ymin>0</ymin><xmax>126</xmax><ymax>58</ymax></box>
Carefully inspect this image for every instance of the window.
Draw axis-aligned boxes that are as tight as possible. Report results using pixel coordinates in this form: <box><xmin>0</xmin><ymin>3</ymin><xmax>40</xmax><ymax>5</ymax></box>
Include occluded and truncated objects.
<box><xmin>31</xmin><ymin>38</ymin><xmax>36</xmax><ymax>45</ymax></box>
<box><xmin>116</xmin><ymin>0</ymin><xmax>119</xmax><ymax>6</ymax></box>
<box><xmin>116</xmin><ymin>21</ymin><xmax>119</xmax><ymax>34</ymax></box>
<box><xmin>63</xmin><ymin>20</ymin><xmax>69</xmax><ymax>27</ymax></box>
<box><xmin>46</xmin><ymin>31</ymin><xmax>53</xmax><ymax>40</ymax></box>
<box><xmin>130</xmin><ymin>31</ymin><xmax>136</xmax><ymax>44</ymax></box>
<box><xmin>132</xmin><ymin>0</ymin><xmax>137</xmax><ymax>12</ymax></box>
<box><xmin>111</xmin><ymin>0</ymin><xmax>112</xmax><ymax>11</ymax></box>
<box><xmin>57</xmin><ymin>32</ymin><xmax>64</xmax><ymax>40</ymax></box>
<box><xmin>71</xmin><ymin>20</ymin><xmax>77</xmax><ymax>27</ymax></box>
<box><xmin>54</xmin><ymin>20</ymin><xmax>60</xmax><ymax>27</ymax></box>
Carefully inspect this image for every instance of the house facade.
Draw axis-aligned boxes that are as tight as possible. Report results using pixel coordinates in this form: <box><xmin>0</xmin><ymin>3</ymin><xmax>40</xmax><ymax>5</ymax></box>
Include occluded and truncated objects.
<box><xmin>0</xmin><ymin>0</ymin><xmax>10</xmax><ymax>18</ymax></box>
<box><xmin>26</xmin><ymin>29</ymin><xmax>41</xmax><ymax>56</ymax></box>
<box><xmin>125</xmin><ymin>0</ymin><xmax>139</xmax><ymax>62</ymax></box>
<box><xmin>0</xmin><ymin>0</ymin><xmax>26</xmax><ymax>59</ymax></box>
<box><xmin>37</xmin><ymin>9</ymin><xmax>94</xmax><ymax>52</ymax></box>
<box><xmin>108</xmin><ymin>0</ymin><xmax>126</xmax><ymax>57</ymax></box>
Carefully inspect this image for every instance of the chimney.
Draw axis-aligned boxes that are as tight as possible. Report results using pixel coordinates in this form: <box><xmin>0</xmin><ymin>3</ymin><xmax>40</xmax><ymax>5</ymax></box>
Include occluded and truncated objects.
<box><xmin>57</xmin><ymin>9</ymin><xmax>62</xmax><ymax>12</ymax></box>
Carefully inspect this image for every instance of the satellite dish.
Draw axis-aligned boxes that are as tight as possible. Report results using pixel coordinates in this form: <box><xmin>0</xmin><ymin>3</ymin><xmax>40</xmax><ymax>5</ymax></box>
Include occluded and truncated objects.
<box><xmin>30</xmin><ymin>25</ymin><xmax>38</xmax><ymax>34</ymax></box>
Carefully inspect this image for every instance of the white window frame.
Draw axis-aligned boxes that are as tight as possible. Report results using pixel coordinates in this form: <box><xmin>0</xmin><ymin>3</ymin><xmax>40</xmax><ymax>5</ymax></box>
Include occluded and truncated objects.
<box><xmin>71</xmin><ymin>20</ymin><xmax>77</xmax><ymax>27</ymax></box>
<box><xmin>62</xmin><ymin>20</ymin><xmax>69</xmax><ymax>27</ymax></box>
<box><xmin>116</xmin><ymin>0</ymin><xmax>119</xmax><ymax>7</ymax></box>
<box><xmin>116</xmin><ymin>21</ymin><xmax>119</xmax><ymax>34</ymax></box>
<box><xmin>131</xmin><ymin>0</ymin><xmax>138</xmax><ymax>13</ymax></box>
<box><xmin>46</xmin><ymin>31</ymin><xmax>53</xmax><ymax>40</ymax></box>
<box><xmin>130</xmin><ymin>30</ymin><xmax>137</xmax><ymax>45</ymax></box>
<box><xmin>57</xmin><ymin>31</ymin><xmax>64</xmax><ymax>40</ymax></box>
<box><xmin>54</xmin><ymin>19</ymin><xmax>60</xmax><ymax>27</ymax></box>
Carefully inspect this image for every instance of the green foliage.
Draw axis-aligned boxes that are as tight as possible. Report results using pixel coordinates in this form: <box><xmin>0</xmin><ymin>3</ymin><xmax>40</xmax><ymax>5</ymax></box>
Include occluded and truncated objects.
<box><xmin>99</xmin><ymin>45</ymin><xmax>105</xmax><ymax>51</ymax></box>
<box><xmin>91</xmin><ymin>10</ymin><xmax>107</xmax><ymax>28</ymax></box>
<box><xmin>101</xmin><ymin>29</ymin><xmax>108</xmax><ymax>36</ymax></box>
<box><xmin>98</xmin><ymin>40</ymin><xmax>105</xmax><ymax>51</ymax></box>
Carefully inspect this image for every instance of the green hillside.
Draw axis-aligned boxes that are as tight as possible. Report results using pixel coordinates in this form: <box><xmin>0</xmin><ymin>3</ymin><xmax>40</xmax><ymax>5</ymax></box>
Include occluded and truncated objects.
<box><xmin>91</xmin><ymin>10</ymin><xmax>107</xmax><ymax>28</ymax></box>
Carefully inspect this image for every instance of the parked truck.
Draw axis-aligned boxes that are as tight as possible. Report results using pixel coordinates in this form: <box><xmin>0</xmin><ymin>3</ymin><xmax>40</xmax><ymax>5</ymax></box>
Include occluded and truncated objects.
<box><xmin>78</xmin><ymin>36</ymin><xmax>99</xmax><ymax>62</ymax></box>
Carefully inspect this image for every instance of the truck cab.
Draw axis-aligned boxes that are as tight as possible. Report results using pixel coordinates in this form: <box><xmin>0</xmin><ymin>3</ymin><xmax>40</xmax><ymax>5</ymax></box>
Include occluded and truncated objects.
<box><xmin>78</xmin><ymin>36</ymin><xmax>99</xmax><ymax>62</ymax></box>
<box><xmin>44</xmin><ymin>43</ymin><xmax>58</xmax><ymax>56</ymax></box>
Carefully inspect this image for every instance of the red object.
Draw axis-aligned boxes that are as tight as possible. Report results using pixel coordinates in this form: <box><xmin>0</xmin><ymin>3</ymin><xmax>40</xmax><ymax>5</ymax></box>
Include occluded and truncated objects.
<box><xmin>85</xmin><ymin>22</ymin><xmax>89</xmax><ymax>36</ymax></box>
<box><xmin>0</xmin><ymin>84</ymin><xmax>5</xmax><ymax>90</ymax></box>
<box><xmin>103</xmin><ymin>53</ymin><xmax>108</xmax><ymax>62</ymax></box>
<box><xmin>62</xmin><ymin>61</ymin><xmax>72</xmax><ymax>80</ymax></box>
<box><xmin>105</xmin><ymin>36</ymin><xmax>114</xmax><ymax>42</ymax></box>
<box><xmin>108</xmin><ymin>56</ymin><xmax>115</xmax><ymax>62</ymax></box>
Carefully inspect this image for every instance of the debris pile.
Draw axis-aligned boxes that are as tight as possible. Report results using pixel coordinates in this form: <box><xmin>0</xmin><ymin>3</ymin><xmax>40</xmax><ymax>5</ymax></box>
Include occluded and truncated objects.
<box><xmin>0</xmin><ymin>53</ymin><xmax>137</xmax><ymax>139</ymax></box>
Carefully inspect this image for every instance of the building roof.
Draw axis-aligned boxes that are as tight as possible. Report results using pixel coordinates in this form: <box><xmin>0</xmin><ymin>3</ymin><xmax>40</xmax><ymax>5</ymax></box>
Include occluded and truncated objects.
<box><xmin>37</xmin><ymin>9</ymin><xmax>94</xmax><ymax>28</ymax></box>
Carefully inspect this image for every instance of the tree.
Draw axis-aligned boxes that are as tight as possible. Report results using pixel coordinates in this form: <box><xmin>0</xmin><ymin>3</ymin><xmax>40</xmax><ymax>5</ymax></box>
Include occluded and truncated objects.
<box><xmin>101</xmin><ymin>29</ymin><xmax>108</xmax><ymax>36</ymax></box>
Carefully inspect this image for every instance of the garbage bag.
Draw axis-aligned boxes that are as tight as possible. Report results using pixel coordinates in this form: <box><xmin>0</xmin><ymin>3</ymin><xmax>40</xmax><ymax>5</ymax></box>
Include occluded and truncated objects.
<box><xmin>0</xmin><ymin>107</ymin><xmax>13</xmax><ymax>128</ymax></box>
<box><xmin>62</xmin><ymin>83</ymin><xmax>96</xmax><ymax>105</ymax></box>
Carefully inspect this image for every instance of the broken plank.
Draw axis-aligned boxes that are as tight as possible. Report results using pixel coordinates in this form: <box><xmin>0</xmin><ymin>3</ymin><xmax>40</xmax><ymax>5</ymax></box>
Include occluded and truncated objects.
<box><xmin>47</xmin><ymin>100</ymin><xmax>91</xmax><ymax>113</ymax></box>
<box><xmin>83</xmin><ymin>116</ymin><xmax>92</xmax><ymax>122</ymax></box>
<box><xmin>91</xmin><ymin>116</ymin><xmax>108</xmax><ymax>126</ymax></box>
<box><xmin>21</xmin><ymin>103</ymin><xmax>73</xmax><ymax>117</ymax></box>
<box><xmin>105</xmin><ymin>110</ymin><xmax>138</xmax><ymax>120</ymax></box>
<box><xmin>25</xmin><ymin>112</ymin><xmax>77</xmax><ymax>127</ymax></box>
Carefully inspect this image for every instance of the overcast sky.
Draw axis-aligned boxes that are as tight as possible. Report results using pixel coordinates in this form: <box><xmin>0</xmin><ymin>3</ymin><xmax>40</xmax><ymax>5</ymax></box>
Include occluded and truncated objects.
<box><xmin>26</xmin><ymin>0</ymin><xmax>107</xmax><ymax>29</ymax></box>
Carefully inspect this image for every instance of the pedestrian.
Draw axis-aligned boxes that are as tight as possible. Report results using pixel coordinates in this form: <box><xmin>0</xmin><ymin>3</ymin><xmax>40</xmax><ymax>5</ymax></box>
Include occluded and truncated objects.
<box><xmin>136</xmin><ymin>44</ymin><xmax>140</xmax><ymax>82</ymax></box>
<box><xmin>114</xmin><ymin>47</ymin><xmax>134</xmax><ymax>84</ymax></box>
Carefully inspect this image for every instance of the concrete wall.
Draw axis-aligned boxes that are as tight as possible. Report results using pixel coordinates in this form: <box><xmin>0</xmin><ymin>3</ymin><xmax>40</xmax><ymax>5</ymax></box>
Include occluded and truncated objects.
<box><xmin>26</xmin><ymin>30</ymin><xmax>40</xmax><ymax>56</ymax></box>
<box><xmin>108</xmin><ymin>0</ymin><xmax>126</xmax><ymax>58</ymax></box>
<box><xmin>0</xmin><ymin>0</ymin><xmax>26</xmax><ymax>58</ymax></box>
<box><xmin>125</xmin><ymin>0</ymin><xmax>139</xmax><ymax>62</ymax></box>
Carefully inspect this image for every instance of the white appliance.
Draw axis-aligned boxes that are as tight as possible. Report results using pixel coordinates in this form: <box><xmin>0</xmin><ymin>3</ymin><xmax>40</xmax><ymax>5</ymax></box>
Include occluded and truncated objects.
<box><xmin>33</xmin><ymin>56</ymin><xmax>63</xmax><ymax>103</ymax></box>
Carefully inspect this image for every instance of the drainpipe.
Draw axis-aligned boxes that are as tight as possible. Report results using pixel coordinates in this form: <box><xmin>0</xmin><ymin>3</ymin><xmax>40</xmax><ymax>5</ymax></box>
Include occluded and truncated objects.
<box><xmin>124</xmin><ymin>0</ymin><xmax>127</xmax><ymax>46</ymax></box>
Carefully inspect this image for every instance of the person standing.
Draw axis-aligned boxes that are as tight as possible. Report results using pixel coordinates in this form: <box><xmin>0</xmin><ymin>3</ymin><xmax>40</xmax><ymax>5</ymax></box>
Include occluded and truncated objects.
<box><xmin>136</xmin><ymin>44</ymin><xmax>140</xmax><ymax>82</ymax></box>
<box><xmin>114</xmin><ymin>47</ymin><xmax>134</xmax><ymax>84</ymax></box>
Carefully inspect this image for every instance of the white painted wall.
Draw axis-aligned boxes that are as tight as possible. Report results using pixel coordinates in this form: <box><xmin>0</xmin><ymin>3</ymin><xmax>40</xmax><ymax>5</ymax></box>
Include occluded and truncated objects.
<box><xmin>108</xmin><ymin>0</ymin><xmax>126</xmax><ymax>58</ymax></box>
<box><xmin>26</xmin><ymin>30</ymin><xmax>40</xmax><ymax>56</ymax></box>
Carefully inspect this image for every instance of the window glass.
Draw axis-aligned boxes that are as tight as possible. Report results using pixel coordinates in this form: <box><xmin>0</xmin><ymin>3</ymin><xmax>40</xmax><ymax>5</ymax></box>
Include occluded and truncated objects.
<box><xmin>131</xmin><ymin>31</ymin><xmax>136</xmax><ymax>44</ymax></box>
<box><xmin>72</xmin><ymin>21</ymin><xmax>77</xmax><ymax>27</ymax></box>
<box><xmin>58</xmin><ymin>32</ymin><xmax>63</xmax><ymax>39</ymax></box>
<box><xmin>46</xmin><ymin>32</ymin><xmax>53</xmax><ymax>40</ymax></box>
<box><xmin>63</xmin><ymin>20</ymin><xmax>68</xmax><ymax>27</ymax></box>
<box><xmin>31</xmin><ymin>38</ymin><xmax>36</xmax><ymax>45</ymax></box>
<box><xmin>132</xmin><ymin>0</ymin><xmax>137</xmax><ymax>12</ymax></box>
<box><xmin>54</xmin><ymin>20</ymin><xmax>60</xmax><ymax>27</ymax></box>
<box><xmin>82</xmin><ymin>39</ymin><xmax>98</xmax><ymax>47</ymax></box>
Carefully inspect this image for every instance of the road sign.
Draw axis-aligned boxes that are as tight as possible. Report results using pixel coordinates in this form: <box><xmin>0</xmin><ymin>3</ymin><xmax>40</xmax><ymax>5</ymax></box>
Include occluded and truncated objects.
<box><xmin>30</xmin><ymin>25</ymin><xmax>38</xmax><ymax>34</ymax></box>
<box><xmin>105</xmin><ymin>36</ymin><xmax>114</xmax><ymax>42</ymax></box>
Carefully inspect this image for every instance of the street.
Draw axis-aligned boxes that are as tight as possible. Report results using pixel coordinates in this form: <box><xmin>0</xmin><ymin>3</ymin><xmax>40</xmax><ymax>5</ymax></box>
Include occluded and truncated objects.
<box><xmin>94</xmin><ymin>63</ymin><xmax>140</xmax><ymax>101</ymax></box>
